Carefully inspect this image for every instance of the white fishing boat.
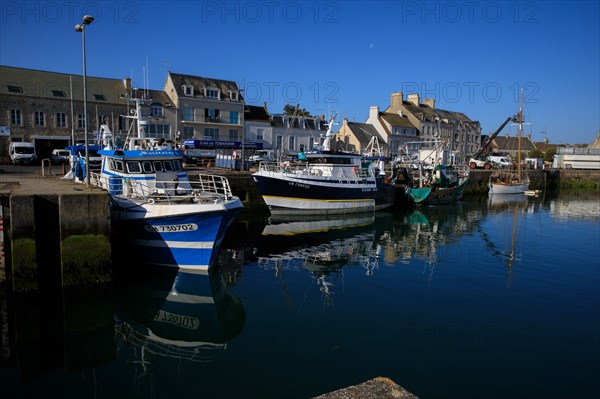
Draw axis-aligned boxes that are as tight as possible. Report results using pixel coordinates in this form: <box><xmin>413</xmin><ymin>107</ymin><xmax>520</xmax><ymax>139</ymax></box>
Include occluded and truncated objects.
<box><xmin>488</xmin><ymin>91</ymin><xmax>530</xmax><ymax>194</ymax></box>
<box><xmin>84</xmin><ymin>96</ymin><xmax>243</xmax><ymax>271</ymax></box>
<box><xmin>252</xmin><ymin>114</ymin><xmax>394</xmax><ymax>215</ymax></box>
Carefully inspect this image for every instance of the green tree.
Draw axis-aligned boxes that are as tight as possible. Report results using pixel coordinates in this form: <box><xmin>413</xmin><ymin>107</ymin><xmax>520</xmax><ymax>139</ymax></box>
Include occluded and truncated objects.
<box><xmin>544</xmin><ymin>147</ymin><xmax>557</xmax><ymax>163</ymax></box>
<box><xmin>283</xmin><ymin>104</ymin><xmax>312</xmax><ymax>117</ymax></box>
<box><xmin>528</xmin><ymin>148</ymin><xmax>543</xmax><ymax>158</ymax></box>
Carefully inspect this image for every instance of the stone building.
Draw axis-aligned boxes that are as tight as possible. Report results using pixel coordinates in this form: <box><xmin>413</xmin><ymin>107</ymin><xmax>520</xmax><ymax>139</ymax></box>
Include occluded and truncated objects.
<box><xmin>385</xmin><ymin>92</ymin><xmax>481</xmax><ymax>162</ymax></box>
<box><xmin>0</xmin><ymin>65</ymin><xmax>131</xmax><ymax>162</ymax></box>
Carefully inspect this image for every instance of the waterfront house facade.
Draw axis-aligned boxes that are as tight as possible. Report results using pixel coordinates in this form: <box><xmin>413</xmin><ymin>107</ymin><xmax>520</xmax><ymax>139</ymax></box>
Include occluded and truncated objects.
<box><xmin>336</xmin><ymin>118</ymin><xmax>388</xmax><ymax>155</ymax></box>
<box><xmin>164</xmin><ymin>72</ymin><xmax>244</xmax><ymax>144</ymax></box>
<box><xmin>244</xmin><ymin>104</ymin><xmax>272</xmax><ymax>151</ymax></box>
<box><xmin>270</xmin><ymin>113</ymin><xmax>327</xmax><ymax>155</ymax></box>
<box><xmin>365</xmin><ymin>94</ymin><xmax>418</xmax><ymax>157</ymax></box>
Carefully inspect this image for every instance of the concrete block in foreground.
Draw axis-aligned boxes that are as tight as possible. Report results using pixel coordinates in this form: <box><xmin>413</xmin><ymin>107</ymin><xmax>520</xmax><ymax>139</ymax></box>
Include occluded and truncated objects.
<box><xmin>313</xmin><ymin>377</ymin><xmax>419</xmax><ymax>399</ymax></box>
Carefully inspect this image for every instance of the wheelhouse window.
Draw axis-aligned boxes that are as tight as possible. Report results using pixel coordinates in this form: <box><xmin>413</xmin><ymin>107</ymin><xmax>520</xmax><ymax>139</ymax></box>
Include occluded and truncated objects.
<box><xmin>163</xmin><ymin>161</ymin><xmax>174</xmax><ymax>172</ymax></box>
<box><xmin>126</xmin><ymin>161</ymin><xmax>142</xmax><ymax>173</ymax></box>
<box><xmin>142</xmin><ymin>161</ymin><xmax>153</xmax><ymax>173</ymax></box>
<box><xmin>109</xmin><ymin>159</ymin><xmax>125</xmax><ymax>172</ymax></box>
<box><xmin>153</xmin><ymin>160</ymin><xmax>164</xmax><ymax>172</ymax></box>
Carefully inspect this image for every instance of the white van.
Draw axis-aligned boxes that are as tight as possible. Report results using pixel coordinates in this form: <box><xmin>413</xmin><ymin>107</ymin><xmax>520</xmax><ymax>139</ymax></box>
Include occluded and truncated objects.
<box><xmin>488</xmin><ymin>155</ymin><xmax>513</xmax><ymax>168</ymax></box>
<box><xmin>9</xmin><ymin>142</ymin><xmax>36</xmax><ymax>165</ymax></box>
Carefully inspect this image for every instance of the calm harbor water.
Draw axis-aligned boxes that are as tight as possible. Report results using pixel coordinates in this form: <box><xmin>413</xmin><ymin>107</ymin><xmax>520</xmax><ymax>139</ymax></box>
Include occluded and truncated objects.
<box><xmin>1</xmin><ymin>191</ymin><xmax>599</xmax><ymax>398</ymax></box>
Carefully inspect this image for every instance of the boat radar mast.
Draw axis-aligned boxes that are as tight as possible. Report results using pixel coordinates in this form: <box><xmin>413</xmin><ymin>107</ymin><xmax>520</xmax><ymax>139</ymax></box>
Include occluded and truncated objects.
<box><xmin>321</xmin><ymin>112</ymin><xmax>339</xmax><ymax>151</ymax></box>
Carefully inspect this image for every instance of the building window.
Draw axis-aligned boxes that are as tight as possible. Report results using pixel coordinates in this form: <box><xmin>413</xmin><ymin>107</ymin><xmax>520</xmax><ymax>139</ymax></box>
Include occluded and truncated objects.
<box><xmin>182</xmin><ymin>126</ymin><xmax>194</xmax><ymax>140</ymax></box>
<box><xmin>118</xmin><ymin>115</ymin><xmax>127</xmax><ymax>131</ymax></box>
<box><xmin>229</xmin><ymin>111</ymin><xmax>239</xmax><ymax>124</ymax></box>
<box><xmin>145</xmin><ymin>123</ymin><xmax>170</xmax><ymax>139</ymax></box>
<box><xmin>230</xmin><ymin>91</ymin><xmax>238</xmax><ymax>101</ymax></box>
<box><xmin>52</xmin><ymin>90</ymin><xmax>66</xmax><ymax>97</ymax></box>
<box><xmin>77</xmin><ymin>114</ymin><xmax>85</xmax><ymax>129</ymax></box>
<box><xmin>34</xmin><ymin>111</ymin><xmax>45</xmax><ymax>126</ymax></box>
<box><xmin>229</xmin><ymin>129</ymin><xmax>238</xmax><ymax>141</ymax></box>
<box><xmin>205</xmin><ymin>108</ymin><xmax>220</xmax><ymax>122</ymax></box>
<box><xmin>183</xmin><ymin>106</ymin><xmax>193</xmax><ymax>121</ymax></box>
<box><xmin>97</xmin><ymin>115</ymin><xmax>106</xmax><ymax>127</ymax></box>
<box><xmin>183</xmin><ymin>85</ymin><xmax>193</xmax><ymax>96</ymax></box>
<box><xmin>289</xmin><ymin>136</ymin><xmax>295</xmax><ymax>151</ymax></box>
<box><xmin>10</xmin><ymin>109</ymin><xmax>21</xmax><ymax>125</ymax></box>
<box><xmin>7</xmin><ymin>85</ymin><xmax>23</xmax><ymax>93</ymax></box>
<box><xmin>151</xmin><ymin>104</ymin><xmax>163</xmax><ymax>117</ymax></box>
<box><xmin>256</xmin><ymin>128</ymin><xmax>264</xmax><ymax>141</ymax></box>
<box><xmin>309</xmin><ymin>137</ymin><xmax>315</xmax><ymax>149</ymax></box>
<box><xmin>56</xmin><ymin>112</ymin><xmax>67</xmax><ymax>128</ymax></box>
<box><xmin>206</xmin><ymin>88</ymin><xmax>219</xmax><ymax>99</ymax></box>
<box><xmin>204</xmin><ymin>127</ymin><xmax>219</xmax><ymax>140</ymax></box>
<box><xmin>93</xmin><ymin>94</ymin><xmax>107</xmax><ymax>101</ymax></box>
<box><xmin>276</xmin><ymin>135</ymin><xmax>283</xmax><ymax>149</ymax></box>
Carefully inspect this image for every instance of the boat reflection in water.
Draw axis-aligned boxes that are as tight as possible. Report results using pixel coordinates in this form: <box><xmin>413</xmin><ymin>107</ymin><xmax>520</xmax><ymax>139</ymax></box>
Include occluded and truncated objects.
<box><xmin>113</xmin><ymin>263</ymin><xmax>245</xmax><ymax>385</ymax></box>
<box><xmin>487</xmin><ymin>192</ymin><xmax>528</xmax><ymax>210</ymax></box>
<box><xmin>255</xmin><ymin>213</ymin><xmax>382</xmax><ymax>304</ymax></box>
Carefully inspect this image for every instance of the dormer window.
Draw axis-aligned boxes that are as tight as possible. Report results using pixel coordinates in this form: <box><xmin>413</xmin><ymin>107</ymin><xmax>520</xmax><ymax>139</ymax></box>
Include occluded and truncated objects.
<box><xmin>206</xmin><ymin>88</ymin><xmax>219</xmax><ymax>100</ymax></box>
<box><xmin>7</xmin><ymin>85</ymin><xmax>23</xmax><ymax>93</ymax></box>
<box><xmin>183</xmin><ymin>85</ymin><xmax>193</xmax><ymax>96</ymax></box>
<box><xmin>151</xmin><ymin>104</ymin><xmax>163</xmax><ymax>117</ymax></box>
<box><xmin>52</xmin><ymin>90</ymin><xmax>66</xmax><ymax>97</ymax></box>
<box><xmin>229</xmin><ymin>90</ymin><xmax>238</xmax><ymax>101</ymax></box>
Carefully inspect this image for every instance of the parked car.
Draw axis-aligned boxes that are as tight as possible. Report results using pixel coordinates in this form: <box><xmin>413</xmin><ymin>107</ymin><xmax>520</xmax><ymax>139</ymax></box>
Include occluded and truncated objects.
<box><xmin>51</xmin><ymin>149</ymin><xmax>70</xmax><ymax>165</ymax></box>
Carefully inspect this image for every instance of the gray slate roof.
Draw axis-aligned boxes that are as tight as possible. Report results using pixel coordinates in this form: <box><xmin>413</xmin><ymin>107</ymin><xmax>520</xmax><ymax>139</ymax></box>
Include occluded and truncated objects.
<box><xmin>168</xmin><ymin>72</ymin><xmax>241</xmax><ymax>102</ymax></box>
<box><xmin>0</xmin><ymin>65</ymin><xmax>127</xmax><ymax>104</ymax></box>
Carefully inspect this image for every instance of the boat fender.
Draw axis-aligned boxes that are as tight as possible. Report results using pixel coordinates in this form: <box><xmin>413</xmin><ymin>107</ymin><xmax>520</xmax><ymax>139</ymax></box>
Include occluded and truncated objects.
<box><xmin>147</xmin><ymin>198</ymin><xmax>155</xmax><ymax>204</ymax></box>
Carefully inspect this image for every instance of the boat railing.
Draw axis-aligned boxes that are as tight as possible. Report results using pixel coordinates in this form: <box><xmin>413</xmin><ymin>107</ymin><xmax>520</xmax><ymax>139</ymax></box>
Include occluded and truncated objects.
<box><xmin>90</xmin><ymin>172</ymin><xmax>235</xmax><ymax>204</ymax></box>
<box><xmin>259</xmin><ymin>161</ymin><xmax>369</xmax><ymax>179</ymax></box>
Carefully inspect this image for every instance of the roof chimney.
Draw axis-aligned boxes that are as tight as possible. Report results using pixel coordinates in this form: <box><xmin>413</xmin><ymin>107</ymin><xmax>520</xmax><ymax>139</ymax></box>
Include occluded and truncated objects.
<box><xmin>423</xmin><ymin>98</ymin><xmax>435</xmax><ymax>109</ymax></box>
<box><xmin>407</xmin><ymin>93</ymin><xmax>420</xmax><ymax>107</ymax></box>
<box><xmin>123</xmin><ymin>77</ymin><xmax>132</xmax><ymax>93</ymax></box>
<box><xmin>389</xmin><ymin>92</ymin><xmax>403</xmax><ymax>112</ymax></box>
<box><xmin>370</xmin><ymin>106</ymin><xmax>379</xmax><ymax>120</ymax></box>
<box><xmin>263</xmin><ymin>101</ymin><xmax>269</xmax><ymax>114</ymax></box>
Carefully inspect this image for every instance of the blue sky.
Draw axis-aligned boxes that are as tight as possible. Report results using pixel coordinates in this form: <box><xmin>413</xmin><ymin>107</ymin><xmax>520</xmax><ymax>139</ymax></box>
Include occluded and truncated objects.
<box><xmin>1</xmin><ymin>0</ymin><xmax>598</xmax><ymax>144</ymax></box>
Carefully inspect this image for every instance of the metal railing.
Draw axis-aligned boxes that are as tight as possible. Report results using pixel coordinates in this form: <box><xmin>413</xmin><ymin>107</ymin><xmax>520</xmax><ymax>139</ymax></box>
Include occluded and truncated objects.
<box><xmin>90</xmin><ymin>172</ymin><xmax>235</xmax><ymax>204</ymax></box>
<box><xmin>257</xmin><ymin>161</ymin><xmax>371</xmax><ymax>179</ymax></box>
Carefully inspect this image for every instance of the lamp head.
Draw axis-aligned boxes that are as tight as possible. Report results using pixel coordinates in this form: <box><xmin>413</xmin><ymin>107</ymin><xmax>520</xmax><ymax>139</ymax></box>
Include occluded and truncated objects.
<box><xmin>74</xmin><ymin>24</ymin><xmax>83</xmax><ymax>32</ymax></box>
<box><xmin>82</xmin><ymin>15</ymin><xmax>94</xmax><ymax>25</ymax></box>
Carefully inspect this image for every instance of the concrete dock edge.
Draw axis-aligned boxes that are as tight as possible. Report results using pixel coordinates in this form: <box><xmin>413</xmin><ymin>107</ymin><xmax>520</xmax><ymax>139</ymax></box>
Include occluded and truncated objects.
<box><xmin>313</xmin><ymin>377</ymin><xmax>419</xmax><ymax>399</ymax></box>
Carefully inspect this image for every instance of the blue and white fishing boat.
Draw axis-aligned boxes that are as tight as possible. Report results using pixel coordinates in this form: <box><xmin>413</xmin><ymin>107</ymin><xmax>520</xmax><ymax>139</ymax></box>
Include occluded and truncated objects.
<box><xmin>251</xmin><ymin>114</ymin><xmax>394</xmax><ymax>215</ymax></box>
<box><xmin>88</xmin><ymin>96</ymin><xmax>243</xmax><ymax>271</ymax></box>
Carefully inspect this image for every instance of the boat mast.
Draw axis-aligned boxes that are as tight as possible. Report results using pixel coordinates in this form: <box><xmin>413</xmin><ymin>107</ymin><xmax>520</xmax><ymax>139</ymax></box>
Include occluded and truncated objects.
<box><xmin>517</xmin><ymin>89</ymin><xmax>523</xmax><ymax>178</ymax></box>
<box><xmin>321</xmin><ymin>112</ymin><xmax>338</xmax><ymax>151</ymax></box>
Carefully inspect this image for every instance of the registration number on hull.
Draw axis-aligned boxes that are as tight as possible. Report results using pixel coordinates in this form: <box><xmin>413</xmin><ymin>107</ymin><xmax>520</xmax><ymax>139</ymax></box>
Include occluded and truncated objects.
<box><xmin>144</xmin><ymin>223</ymin><xmax>198</xmax><ymax>233</ymax></box>
<box><xmin>150</xmin><ymin>309</ymin><xmax>199</xmax><ymax>330</ymax></box>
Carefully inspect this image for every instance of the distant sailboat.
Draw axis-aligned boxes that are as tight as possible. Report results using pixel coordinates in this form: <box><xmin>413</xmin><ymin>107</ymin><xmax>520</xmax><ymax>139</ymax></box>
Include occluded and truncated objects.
<box><xmin>488</xmin><ymin>90</ymin><xmax>530</xmax><ymax>194</ymax></box>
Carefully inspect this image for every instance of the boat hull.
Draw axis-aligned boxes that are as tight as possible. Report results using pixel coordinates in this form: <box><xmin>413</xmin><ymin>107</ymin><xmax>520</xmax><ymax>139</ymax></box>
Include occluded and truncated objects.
<box><xmin>112</xmin><ymin>209</ymin><xmax>240</xmax><ymax>271</ymax></box>
<box><xmin>488</xmin><ymin>181</ymin><xmax>530</xmax><ymax>194</ymax></box>
<box><xmin>252</xmin><ymin>171</ymin><xmax>377</xmax><ymax>215</ymax></box>
<box><xmin>409</xmin><ymin>177</ymin><xmax>469</xmax><ymax>205</ymax></box>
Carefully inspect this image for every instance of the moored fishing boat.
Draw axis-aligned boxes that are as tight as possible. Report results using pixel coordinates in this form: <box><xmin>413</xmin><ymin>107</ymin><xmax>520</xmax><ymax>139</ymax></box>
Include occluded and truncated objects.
<box><xmin>85</xmin><ymin>96</ymin><xmax>243</xmax><ymax>271</ymax></box>
<box><xmin>252</xmin><ymin>114</ymin><xmax>394</xmax><ymax>215</ymax></box>
<box><xmin>393</xmin><ymin>141</ymin><xmax>469</xmax><ymax>206</ymax></box>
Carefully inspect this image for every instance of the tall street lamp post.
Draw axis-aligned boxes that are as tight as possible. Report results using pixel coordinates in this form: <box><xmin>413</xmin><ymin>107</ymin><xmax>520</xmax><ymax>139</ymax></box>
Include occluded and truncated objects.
<box><xmin>75</xmin><ymin>15</ymin><xmax>94</xmax><ymax>185</ymax></box>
